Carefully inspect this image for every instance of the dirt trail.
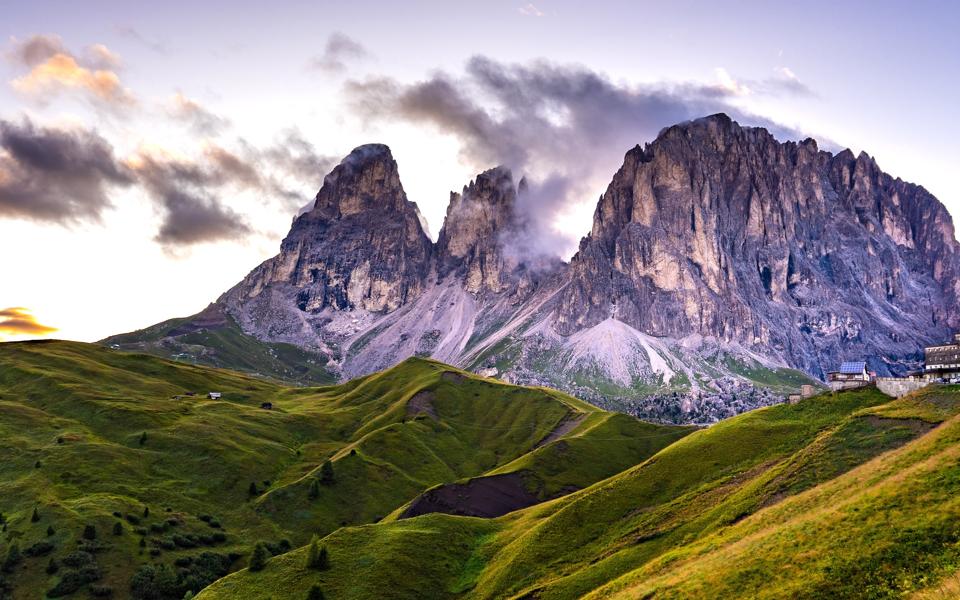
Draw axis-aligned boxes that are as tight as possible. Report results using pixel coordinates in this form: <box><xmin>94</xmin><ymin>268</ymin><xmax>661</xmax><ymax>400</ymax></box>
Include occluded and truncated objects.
<box><xmin>534</xmin><ymin>413</ymin><xmax>587</xmax><ymax>449</ymax></box>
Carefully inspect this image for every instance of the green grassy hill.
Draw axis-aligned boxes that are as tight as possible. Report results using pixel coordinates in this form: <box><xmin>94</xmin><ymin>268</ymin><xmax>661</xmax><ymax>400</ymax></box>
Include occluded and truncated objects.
<box><xmin>0</xmin><ymin>340</ymin><xmax>687</xmax><ymax>600</ymax></box>
<box><xmin>198</xmin><ymin>385</ymin><xmax>960</xmax><ymax>600</ymax></box>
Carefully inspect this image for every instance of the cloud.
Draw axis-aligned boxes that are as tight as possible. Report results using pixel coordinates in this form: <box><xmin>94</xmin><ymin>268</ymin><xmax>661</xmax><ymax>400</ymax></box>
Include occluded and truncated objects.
<box><xmin>308</xmin><ymin>32</ymin><xmax>370</xmax><ymax>73</ymax></box>
<box><xmin>169</xmin><ymin>92</ymin><xmax>230</xmax><ymax>136</ymax></box>
<box><xmin>346</xmin><ymin>56</ymin><xmax>810</xmax><ymax>258</ymax></box>
<box><xmin>0</xmin><ymin>307</ymin><xmax>57</xmax><ymax>339</ymax></box>
<box><xmin>125</xmin><ymin>148</ymin><xmax>254</xmax><ymax>247</ymax></box>
<box><xmin>0</xmin><ymin>117</ymin><xmax>135</xmax><ymax>223</ymax></box>
<box><xmin>518</xmin><ymin>3</ymin><xmax>546</xmax><ymax>17</ymax></box>
<box><xmin>113</xmin><ymin>25</ymin><xmax>167</xmax><ymax>53</ymax></box>
<box><xmin>7</xmin><ymin>34</ymin><xmax>135</xmax><ymax>109</ymax></box>
<box><xmin>712</xmin><ymin>65</ymin><xmax>814</xmax><ymax>98</ymax></box>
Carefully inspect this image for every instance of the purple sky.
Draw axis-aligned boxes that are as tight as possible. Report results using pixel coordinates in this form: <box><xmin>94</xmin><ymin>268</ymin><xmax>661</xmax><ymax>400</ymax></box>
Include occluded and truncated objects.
<box><xmin>1</xmin><ymin>0</ymin><xmax>958</xmax><ymax>341</ymax></box>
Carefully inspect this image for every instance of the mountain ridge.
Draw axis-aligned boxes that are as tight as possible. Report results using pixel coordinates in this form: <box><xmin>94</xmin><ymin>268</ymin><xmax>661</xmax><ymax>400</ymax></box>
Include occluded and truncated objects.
<box><xmin>105</xmin><ymin>113</ymin><xmax>960</xmax><ymax>422</ymax></box>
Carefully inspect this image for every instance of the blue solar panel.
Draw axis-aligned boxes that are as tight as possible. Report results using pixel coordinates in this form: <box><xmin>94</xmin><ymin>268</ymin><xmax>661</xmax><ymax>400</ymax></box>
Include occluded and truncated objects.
<box><xmin>839</xmin><ymin>361</ymin><xmax>867</xmax><ymax>374</ymax></box>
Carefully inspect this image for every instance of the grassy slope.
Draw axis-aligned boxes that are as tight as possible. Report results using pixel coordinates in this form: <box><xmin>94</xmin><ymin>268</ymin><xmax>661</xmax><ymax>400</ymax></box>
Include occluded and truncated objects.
<box><xmin>0</xmin><ymin>341</ymin><xmax>684</xmax><ymax>600</ymax></box>
<box><xmin>102</xmin><ymin>311</ymin><xmax>335</xmax><ymax>386</ymax></box>
<box><xmin>199</xmin><ymin>385</ymin><xmax>960</xmax><ymax>600</ymax></box>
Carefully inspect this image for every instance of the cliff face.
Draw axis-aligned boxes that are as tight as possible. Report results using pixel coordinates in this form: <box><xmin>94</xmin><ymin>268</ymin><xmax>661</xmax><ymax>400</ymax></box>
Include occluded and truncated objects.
<box><xmin>116</xmin><ymin>114</ymin><xmax>960</xmax><ymax>423</ymax></box>
<box><xmin>228</xmin><ymin>144</ymin><xmax>433</xmax><ymax>314</ymax></box>
<box><xmin>556</xmin><ymin>114</ymin><xmax>960</xmax><ymax>376</ymax></box>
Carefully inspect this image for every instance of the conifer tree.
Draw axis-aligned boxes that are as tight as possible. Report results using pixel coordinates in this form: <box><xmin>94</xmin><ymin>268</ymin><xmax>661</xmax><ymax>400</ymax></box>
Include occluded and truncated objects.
<box><xmin>306</xmin><ymin>584</ymin><xmax>325</xmax><ymax>600</ymax></box>
<box><xmin>248</xmin><ymin>542</ymin><xmax>269</xmax><ymax>572</ymax></box>
<box><xmin>320</xmin><ymin>460</ymin><xmax>334</xmax><ymax>485</ymax></box>
<box><xmin>308</xmin><ymin>478</ymin><xmax>320</xmax><ymax>499</ymax></box>
<box><xmin>31</xmin><ymin>507</ymin><xmax>40</xmax><ymax>522</ymax></box>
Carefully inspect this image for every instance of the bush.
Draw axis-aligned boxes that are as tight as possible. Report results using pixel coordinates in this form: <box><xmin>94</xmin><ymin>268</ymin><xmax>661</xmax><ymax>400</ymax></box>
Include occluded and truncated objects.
<box><xmin>61</xmin><ymin>551</ymin><xmax>94</xmax><ymax>568</ymax></box>
<box><xmin>24</xmin><ymin>540</ymin><xmax>54</xmax><ymax>557</ymax></box>
<box><xmin>46</xmin><ymin>558</ymin><xmax>59</xmax><ymax>574</ymax></box>
<box><xmin>139</xmin><ymin>432</ymin><xmax>147</xmax><ymax>446</ymax></box>
<box><xmin>320</xmin><ymin>460</ymin><xmax>334</xmax><ymax>485</ymax></box>
<box><xmin>83</xmin><ymin>524</ymin><xmax>97</xmax><ymax>540</ymax></box>
<box><xmin>90</xmin><ymin>584</ymin><xmax>113</xmax><ymax>597</ymax></box>
<box><xmin>2</xmin><ymin>544</ymin><xmax>21</xmax><ymax>573</ymax></box>
<box><xmin>125</xmin><ymin>514</ymin><xmax>141</xmax><ymax>526</ymax></box>
<box><xmin>307</xmin><ymin>584</ymin><xmax>325</xmax><ymax>600</ymax></box>
<box><xmin>304</xmin><ymin>536</ymin><xmax>329</xmax><ymax>570</ymax></box>
<box><xmin>47</xmin><ymin>563</ymin><xmax>101</xmax><ymax>597</ymax></box>
<box><xmin>248</xmin><ymin>482</ymin><xmax>258</xmax><ymax>496</ymax></box>
<box><xmin>211</xmin><ymin>532</ymin><xmax>227</xmax><ymax>544</ymax></box>
<box><xmin>247</xmin><ymin>543</ymin><xmax>269</xmax><ymax>572</ymax></box>
<box><xmin>308</xmin><ymin>478</ymin><xmax>320</xmax><ymax>499</ymax></box>
<box><xmin>113</xmin><ymin>522</ymin><xmax>123</xmax><ymax>536</ymax></box>
<box><xmin>47</xmin><ymin>525</ymin><xmax>55</xmax><ymax>536</ymax></box>
<box><xmin>31</xmin><ymin>507</ymin><xmax>40</xmax><ymax>522</ymax></box>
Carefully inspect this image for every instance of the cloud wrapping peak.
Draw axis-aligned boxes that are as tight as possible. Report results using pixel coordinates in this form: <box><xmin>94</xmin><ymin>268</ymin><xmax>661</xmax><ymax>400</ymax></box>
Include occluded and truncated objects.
<box><xmin>0</xmin><ymin>118</ymin><xmax>135</xmax><ymax>223</ymax></box>
<box><xmin>309</xmin><ymin>32</ymin><xmax>370</xmax><ymax>73</ymax></box>
<box><xmin>346</xmin><ymin>56</ymin><xmax>810</xmax><ymax>258</ymax></box>
<box><xmin>0</xmin><ymin>307</ymin><xmax>57</xmax><ymax>339</ymax></box>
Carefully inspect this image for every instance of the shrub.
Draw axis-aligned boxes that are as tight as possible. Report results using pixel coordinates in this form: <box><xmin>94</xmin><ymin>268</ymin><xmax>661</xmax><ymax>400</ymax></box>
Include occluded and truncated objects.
<box><xmin>306</xmin><ymin>584</ymin><xmax>325</xmax><ymax>600</ymax></box>
<box><xmin>83</xmin><ymin>524</ymin><xmax>97</xmax><ymax>540</ymax></box>
<box><xmin>320</xmin><ymin>460</ymin><xmax>334</xmax><ymax>485</ymax></box>
<box><xmin>247</xmin><ymin>543</ymin><xmax>269</xmax><ymax>572</ymax></box>
<box><xmin>2</xmin><ymin>544</ymin><xmax>21</xmax><ymax>573</ymax></box>
<box><xmin>211</xmin><ymin>532</ymin><xmax>227</xmax><ymax>544</ymax></box>
<box><xmin>61</xmin><ymin>551</ymin><xmax>94</xmax><ymax>568</ymax></box>
<box><xmin>125</xmin><ymin>514</ymin><xmax>141</xmax><ymax>526</ymax></box>
<box><xmin>90</xmin><ymin>584</ymin><xmax>113</xmax><ymax>597</ymax></box>
<box><xmin>139</xmin><ymin>432</ymin><xmax>147</xmax><ymax>446</ymax></box>
<box><xmin>304</xmin><ymin>536</ymin><xmax>321</xmax><ymax>569</ymax></box>
<box><xmin>308</xmin><ymin>478</ymin><xmax>320</xmax><ymax>499</ymax></box>
<box><xmin>24</xmin><ymin>540</ymin><xmax>54</xmax><ymax>557</ymax></box>
<box><xmin>248</xmin><ymin>482</ymin><xmax>258</xmax><ymax>496</ymax></box>
<box><xmin>46</xmin><ymin>557</ymin><xmax>59</xmax><ymax>574</ymax></box>
<box><xmin>143</xmin><ymin>506</ymin><xmax>150</xmax><ymax>518</ymax></box>
<box><xmin>113</xmin><ymin>522</ymin><xmax>123</xmax><ymax>536</ymax></box>
<box><xmin>46</xmin><ymin>525</ymin><xmax>55</xmax><ymax>536</ymax></box>
<box><xmin>31</xmin><ymin>507</ymin><xmax>40</xmax><ymax>522</ymax></box>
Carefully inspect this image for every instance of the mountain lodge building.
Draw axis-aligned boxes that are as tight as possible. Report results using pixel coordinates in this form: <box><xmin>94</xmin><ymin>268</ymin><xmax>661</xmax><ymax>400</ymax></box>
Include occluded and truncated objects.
<box><xmin>924</xmin><ymin>333</ymin><xmax>960</xmax><ymax>380</ymax></box>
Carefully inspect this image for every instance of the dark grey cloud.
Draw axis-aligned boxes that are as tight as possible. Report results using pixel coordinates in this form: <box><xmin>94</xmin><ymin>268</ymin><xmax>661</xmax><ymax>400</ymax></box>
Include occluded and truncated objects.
<box><xmin>6</xmin><ymin>34</ymin><xmax>66</xmax><ymax>66</ymax></box>
<box><xmin>169</xmin><ymin>92</ymin><xmax>230</xmax><ymax>136</ymax></box>
<box><xmin>129</xmin><ymin>150</ymin><xmax>254</xmax><ymax>247</ymax></box>
<box><xmin>346</xmin><ymin>56</ymin><xmax>811</xmax><ymax>257</ymax></box>
<box><xmin>0</xmin><ymin>307</ymin><xmax>57</xmax><ymax>337</ymax></box>
<box><xmin>0</xmin><ymin>118</ymin><xmax>134</xmax><ymax>223</ymax></box>
<box><xmin>308</xmin><ymin>32</ymin><xmax>370</xmax><ymax>73</ymax></box>
<box><xmin>257</xmin><ymin>129</ymin><xmax>340</xmax><ymax>210</ymax></box>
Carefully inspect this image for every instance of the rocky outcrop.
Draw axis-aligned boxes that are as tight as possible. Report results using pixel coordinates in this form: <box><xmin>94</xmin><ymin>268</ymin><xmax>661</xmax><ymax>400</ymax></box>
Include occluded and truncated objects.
<box><xmin>436</xmin><ymin>166</ymin><xmax>519</xmax><ymax>294</ymax></box>
<box><xmin>556</xmin><ymin>113</ymin><xmax>960</xmax><ymax>377</ymax></box>
<box><xmin>114</xmin><ymin>115</ymin><xmax>960</xmax><ymax>422</ymax></box>
<box><xmin>225</xmin><ymin>144</ymin><xmax>433</xmax><ymax>315</ymax></box>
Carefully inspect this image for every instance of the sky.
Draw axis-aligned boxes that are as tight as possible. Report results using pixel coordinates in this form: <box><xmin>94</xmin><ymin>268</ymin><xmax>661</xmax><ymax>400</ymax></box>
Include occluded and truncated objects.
<box><xmin>1</xmin><ymin>0</ymin><xmax>958</xmax><ymax>342</ymax></box>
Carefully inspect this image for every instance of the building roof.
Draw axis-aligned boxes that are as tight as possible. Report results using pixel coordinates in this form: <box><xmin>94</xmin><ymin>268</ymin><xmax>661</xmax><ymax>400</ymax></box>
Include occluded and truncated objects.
<box><xmin>839</xmin><ymin>361</ymin><xmax>867</xmax><ymax>374</ymax></box>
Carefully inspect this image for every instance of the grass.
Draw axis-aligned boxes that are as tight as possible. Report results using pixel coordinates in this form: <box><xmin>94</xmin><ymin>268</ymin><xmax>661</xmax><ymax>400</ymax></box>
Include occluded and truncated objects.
<box><xmin>198</xmin><ymin>385</ymin><xmax>960</xmax><ymax>600</ymax></box>
<box><xmin>0</xmin><ymin>340</ymin><xmax>680</xmax><ymax>600</ymax></box>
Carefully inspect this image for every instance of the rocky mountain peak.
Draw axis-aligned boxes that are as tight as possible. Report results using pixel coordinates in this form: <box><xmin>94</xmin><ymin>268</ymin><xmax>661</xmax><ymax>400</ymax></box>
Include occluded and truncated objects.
<box><xmin>559</xmin><ymin>115</ymin><xmax>960</xmax><ymax>377</ymax></box>
<box><xmin>310</xmin><ymin>143</ymin><xmax>410</xmax><ymax>219</ymax></box>
<box><xmin>436</xmin><ymin>165</ymin><xmax>522</xmax><ymax>293</ymax></box>
<box><xmin>222</xmin><ymin>143</ymin><xmax>432</xmax><ymax>317</ymax></box>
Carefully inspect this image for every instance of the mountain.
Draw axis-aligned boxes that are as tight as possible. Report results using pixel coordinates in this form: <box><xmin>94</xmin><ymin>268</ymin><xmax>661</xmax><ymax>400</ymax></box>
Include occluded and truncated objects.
<box><xmin>105</xmin><ymin>114</ymin><xmax>960</xmax><ymax>422</ymax></box>
<box><xmin>196</xmin><ymin>383</ymin><xmax>960</xmax><ymax>600</ymax></box>
<box><xmin>0</xmin><ymin>340</ymin><xmax>686</xmax><ymax>600</ymax></box>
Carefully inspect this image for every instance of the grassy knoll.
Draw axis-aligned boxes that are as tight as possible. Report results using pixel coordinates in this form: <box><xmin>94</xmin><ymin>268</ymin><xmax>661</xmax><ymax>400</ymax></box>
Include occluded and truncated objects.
<box><xmin>0</xmin><ymin>340</ymin><xmax>683</xmax><ymax>600</ymax></box>
<box><xmin>200</xmin><ymin>385</ymin><xmax>960</xmax><ymax>600</ymax></box>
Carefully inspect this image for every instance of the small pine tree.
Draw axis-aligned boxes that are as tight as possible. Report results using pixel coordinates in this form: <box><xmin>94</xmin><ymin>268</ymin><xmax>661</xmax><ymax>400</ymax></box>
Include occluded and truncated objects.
<box><xmin>306</xmin><ymin>584</ymin><xmax>325</xmax><ymax>600</ymax></box>
<box><xmin>34</xmin><ymin>460</ymin><xmax>41</xmax><ymax>468</ymax></box>
<box><xmin>31</xmin><ymin>507</ymin><xmax>40</xmax><ymax>522</ymax></box>
<box><xmin>304</xmin><ymin>535</ymin><xmax>320</xmax><ymax>569</ymax></box>
<box><xmin>46</xmin><ymin>557</ymin><xmax>59</xmax><ymax>575</ymax></box>
<box><xmin>46</xmin><ymin>525</ymin><xmax>55</xmax><ymax>536</ymax></box>
<box><xmin>113</xmin><ymin>522</ymin><xmax>123</xmax><ymax>536</ymax></box>
<box><xmin>143</xmin><ymin>506</ymin><xmax>150</xmax><ymax>518</ymax></box>
<box><xmin>139</xmin><ymin>431</ymin><xmax>147</xmax><ymax>446</ymax></box>
<box><xmin>248</xmin><ymin>482</ymin><xmax>258</xmax><ymax>496</ymax></box>
<box><xmin>316</xmin><ymin>546</ymin><xmax>329</xmax><ymax>571</ymax></box>
<box><xmin>320</xmin><ymin>460</ymin><xmax>334</xmax><ymax>485</ymax></box>
<box><xmin>2</xmin><ymin>543</ymin><xmax>21</xmax><ymax>573</ymax></box>
<box><xmin>83</xmin><ymin>524</ymin><xmax>97</xmax><ymax>540</ymax></box>
<box><xmin>308</xmin><ymin>478</ymin><xmax>320</xmax><ymax>499</ymax></box>
<box><xmin>248</xmin><ymin>542</ymin><xmax>269</xmax><ymax>572</ymax></box>
<box><xmin>139</xmin><ymin>537</ymin><xmax>146</xmax><ymax>548</ymax></box>
<box><xmin>183</xmin><ymin>591</ymin><xmax>194</xmax><ymax>600</ymax></box>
